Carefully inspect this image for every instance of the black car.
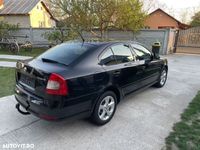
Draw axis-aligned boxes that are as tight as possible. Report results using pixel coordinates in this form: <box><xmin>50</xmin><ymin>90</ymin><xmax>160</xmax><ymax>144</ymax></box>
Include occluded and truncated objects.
<box><xmin>15</xmin><ymin>41</ymin><xmax>168</xmax><ymax>125</ymax></box>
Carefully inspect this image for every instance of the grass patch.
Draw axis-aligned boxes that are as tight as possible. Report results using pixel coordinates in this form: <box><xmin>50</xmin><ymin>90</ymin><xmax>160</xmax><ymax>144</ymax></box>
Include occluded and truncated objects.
<box><xmin>0</xmin><ymin>68</ymin><xmax>15</xmax><ymax>97</ymax></box>
<box><xmin>0</xmin><ymin>47</ymin><xmax>47</xmax><ymax>57</ymax></box>
<box><xmin>165</xmin><ymin>91</ymin><xmax>200</xmax><ymax>150</ymax></box>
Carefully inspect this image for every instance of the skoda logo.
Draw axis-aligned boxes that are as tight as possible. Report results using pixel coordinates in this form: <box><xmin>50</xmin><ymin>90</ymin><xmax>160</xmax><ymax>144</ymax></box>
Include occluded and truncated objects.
<box><xmin>24</xmin><ymin>67</ymin><xmax>27</xmax><ymax>72</ymax></box>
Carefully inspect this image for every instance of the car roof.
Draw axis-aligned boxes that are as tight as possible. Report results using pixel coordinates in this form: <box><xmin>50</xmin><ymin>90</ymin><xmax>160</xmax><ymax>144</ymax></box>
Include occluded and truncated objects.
<box><xmin>62</xmin><ymin>41</ymin><xmax>143</xmax><ymax>47</ymax></box>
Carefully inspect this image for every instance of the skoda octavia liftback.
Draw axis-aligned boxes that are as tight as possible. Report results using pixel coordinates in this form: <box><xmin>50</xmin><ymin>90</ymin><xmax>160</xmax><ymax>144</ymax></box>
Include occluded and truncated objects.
<box><xmin>15</xmin><ymin>41</ymin><xmax>168</xmax><ymax>125</ymax></box>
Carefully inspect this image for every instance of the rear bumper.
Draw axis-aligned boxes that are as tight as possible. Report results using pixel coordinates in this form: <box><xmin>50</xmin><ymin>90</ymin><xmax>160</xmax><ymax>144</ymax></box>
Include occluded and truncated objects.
<box><xmin>15</xmin><ymin>86</ymin><xmax>93</xmax><ymax>120</ymax></box>
<box><xmin>15</xmin><ymin>96</ymin><xmax>90</xmax><ymax>121</ymax></box>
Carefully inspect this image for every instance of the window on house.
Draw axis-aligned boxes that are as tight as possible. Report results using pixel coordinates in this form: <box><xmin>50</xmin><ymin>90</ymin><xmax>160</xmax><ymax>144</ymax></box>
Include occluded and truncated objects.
<box><xmin>158</xmin><ymin>26</ymin><xmax>175</xmax><ymax>29</ymax></box>
<box><xmin>144</xmin><ymin>26</ymin><xmax>150</xmax><ymax>29</ymax></box>
<box><xmin>39</xmin><ymin>21</ymin><xmax>45</xmax><ymax>27</ymax></box>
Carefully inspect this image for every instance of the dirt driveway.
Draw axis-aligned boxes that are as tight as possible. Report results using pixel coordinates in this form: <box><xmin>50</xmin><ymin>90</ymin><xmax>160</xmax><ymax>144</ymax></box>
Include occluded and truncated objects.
<box><xmin>0</xmin><ymin>54</ymin><xmax>200</xmax><ymax>150</ymax></box>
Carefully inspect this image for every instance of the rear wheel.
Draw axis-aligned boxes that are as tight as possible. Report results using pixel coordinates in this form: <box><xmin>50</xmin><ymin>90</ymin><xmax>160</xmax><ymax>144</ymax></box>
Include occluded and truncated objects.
<box><xmin>155</xmin><ymin>67</ymin><xmax>168</xmax><ymax>88</ymax></box>
<box><xmin>91</xmin><ymin>91</ymin><xmax>117</xmax><ymax>125</ymax></box>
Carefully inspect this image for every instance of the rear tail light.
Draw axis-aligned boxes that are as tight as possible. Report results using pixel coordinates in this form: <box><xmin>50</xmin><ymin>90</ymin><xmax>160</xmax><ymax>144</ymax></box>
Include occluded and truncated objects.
<box><xmin>46</xmin><ymin>73</ymin><xmax>68</xmax><ymax>96</ymax></box>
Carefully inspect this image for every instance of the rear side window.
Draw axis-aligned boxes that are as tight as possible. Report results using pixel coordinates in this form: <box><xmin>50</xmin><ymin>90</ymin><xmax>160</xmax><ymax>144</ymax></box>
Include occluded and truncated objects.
<box><xmin>111</xmin><ymin>44</ymin><xmax>134</xmax><ymax>64</ymax></box>
<box><xmin>37</xmin><ymin>43</ymin><xmax>95</xmax><ymax>65</ymax></box>
<box><xmin>100</xmin><ymin>48</ymin><xmax>117</xmax><ymax>66</ymax></box>
<box><xmin>131</xmin><ymin>44</ymin><xmax>151</xmax><ymax>61</ymax></box>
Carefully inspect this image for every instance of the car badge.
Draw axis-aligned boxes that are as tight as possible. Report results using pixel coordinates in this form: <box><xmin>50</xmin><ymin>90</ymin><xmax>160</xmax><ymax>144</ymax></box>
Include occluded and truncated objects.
<box><xmin>24</xmin><ymin>67</ymin><xmax>27</xmax><ymax>72</ymax></box>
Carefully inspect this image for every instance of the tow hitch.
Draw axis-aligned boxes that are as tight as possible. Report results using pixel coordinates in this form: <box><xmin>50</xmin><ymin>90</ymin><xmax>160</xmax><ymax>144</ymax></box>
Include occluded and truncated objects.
<box><xmin>16</xmin><ymin>103</ymin><xmax>31</xmax><ymax>115</ymax></box>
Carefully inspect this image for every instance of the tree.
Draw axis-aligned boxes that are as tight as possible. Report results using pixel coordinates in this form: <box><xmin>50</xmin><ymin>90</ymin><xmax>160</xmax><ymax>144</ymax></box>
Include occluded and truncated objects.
<box><xmin>190</xmin><ymin>11</ymin><xmax>200</xmax><ymax>27</ymax></box>
<box><xmin>0</xmin><ymin>21</ymin><xmax>19</xmax><ymax>39</ymax></box>
<box><xmin>115</xmin><ymin>0</ymin><xmax>146</xmax><ymax>32</ymax></box>
<box><xmin>42</xmin><ymin>22</ymin><xmax>79</xmax><ymax>45</ymax></box>
<box><xmin>47</xmin><ymin>0</ymin><xmax>146</xmax><ymax>40</ymax></box>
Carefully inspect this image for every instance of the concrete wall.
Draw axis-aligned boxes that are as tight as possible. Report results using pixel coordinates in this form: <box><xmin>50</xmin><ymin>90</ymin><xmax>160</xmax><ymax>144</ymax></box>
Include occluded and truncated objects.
<box><xmin>176</xmin><ymin>47</ymin><xmax>200</xmax><ymax>54</ymax></box>
<box><xmin>9</xmin><ymin>28</ymin><xmax>174</xmax><ymax>55</ymax></box>
<box><xmin>83</xmin><ymin>29</ymin><xmax>173</xmax><ymax>54</ymax></box>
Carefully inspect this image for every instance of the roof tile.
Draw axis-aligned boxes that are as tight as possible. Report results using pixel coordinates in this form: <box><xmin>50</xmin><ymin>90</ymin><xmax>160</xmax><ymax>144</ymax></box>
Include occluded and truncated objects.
<box><xmin>0</xmin><ymin>0</ymin><xmax>40</xmax><ymax>15</ymax></box>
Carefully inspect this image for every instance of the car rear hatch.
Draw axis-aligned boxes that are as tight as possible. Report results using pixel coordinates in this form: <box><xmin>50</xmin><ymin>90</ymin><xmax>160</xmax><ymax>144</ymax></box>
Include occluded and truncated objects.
<box><xmin>15</xmin><ymin>59</ymin><xmax>69</xmax><ymax>103</ymax></box>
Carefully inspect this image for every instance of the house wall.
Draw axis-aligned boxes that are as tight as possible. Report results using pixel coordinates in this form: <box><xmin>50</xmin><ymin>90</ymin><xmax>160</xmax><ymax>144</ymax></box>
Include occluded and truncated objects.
<box><xmin>1</xmin><ymin>15</ymin><xmax>31</xmax><ymax>27</ymax></box>
<box><xmin>29</xmin><ymin>2</ymin><xmax>55</xmax><ymax>28</ymax></box>
<box><xmin>145</xmin><ymin>10</ymin><xmax>179</xmax><ymax>29</ymax></box>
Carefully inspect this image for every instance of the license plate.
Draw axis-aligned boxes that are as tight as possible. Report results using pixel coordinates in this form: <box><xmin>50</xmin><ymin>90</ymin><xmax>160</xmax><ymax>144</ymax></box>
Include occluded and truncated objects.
<box><xmin>20</xmin><ymin>74</ymin><xmax>35</xmax><ymax>88</ymax></box>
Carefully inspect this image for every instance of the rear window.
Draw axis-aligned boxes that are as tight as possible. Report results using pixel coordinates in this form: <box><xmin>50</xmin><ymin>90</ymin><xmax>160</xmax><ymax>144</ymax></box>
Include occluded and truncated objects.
<box><xmin>37</xmin><ymin>43</ymin><xmax>96</xmax><ymax>65</ymax></box>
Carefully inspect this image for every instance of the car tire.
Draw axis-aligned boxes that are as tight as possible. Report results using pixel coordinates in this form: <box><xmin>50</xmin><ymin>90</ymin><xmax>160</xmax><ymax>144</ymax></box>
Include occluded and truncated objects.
<box><xmin>154</xmin><ymin>67</ymin><xmax>168</xmax><ymax>88</ymax></box>
<box><xmin>91</xmin><ymin>91</ymin><xmax>117</xmax><ymax>125</ymax></box>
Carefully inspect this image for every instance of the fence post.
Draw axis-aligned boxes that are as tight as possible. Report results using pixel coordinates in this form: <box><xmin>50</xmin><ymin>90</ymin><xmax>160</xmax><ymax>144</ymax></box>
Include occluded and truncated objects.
<box><xmin>29</xmin><ymin>26</ymin><xmax>33</xmax><ymax>43</ymax></box>
<box><xmin>162</xmin><ymin>29</ymin><xmax>170</xmax><ymax>55</ymax></box>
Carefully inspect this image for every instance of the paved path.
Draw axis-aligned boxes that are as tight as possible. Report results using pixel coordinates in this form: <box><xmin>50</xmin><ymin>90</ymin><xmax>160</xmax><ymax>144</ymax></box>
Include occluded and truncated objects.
<box><xmin>0</xmin><ymin>61</ymin><xmax>16</xmax><ymax>68</ymax></box>
<box><xmin>0</xmin><ymin>55</ymin><xmax>32</xmax><ymax>68</ymax></box>
<box><xmin>0</xmin><ymin>55</ymin><xmax>32</xmax><ymax>60</ymax></box>
<box><xmin>0</xmin><ymin>54</ymin><xmax>200</xmax><ymax>150</ymax></box>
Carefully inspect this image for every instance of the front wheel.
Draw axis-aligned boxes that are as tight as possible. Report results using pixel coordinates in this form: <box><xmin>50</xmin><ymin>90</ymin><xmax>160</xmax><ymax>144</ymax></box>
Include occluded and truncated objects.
<box><xmin>154</xmin><ymin>67</ymin><xmax>168</xmax><ymax>88</ymax></box>
<box><xmin>91</xmin><ymin>91</ymin><xmax>117</xmax><ymax>125</ymax></box>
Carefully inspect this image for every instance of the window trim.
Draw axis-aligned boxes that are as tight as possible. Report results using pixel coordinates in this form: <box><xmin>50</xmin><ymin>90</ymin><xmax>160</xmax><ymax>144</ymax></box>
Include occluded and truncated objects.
<box><xmin>130</xmin><ymin>43</ymin><xmax>153</xmax><ymax>61</ymax></box>
<box><xmin>98</xmin><ymin>48</ymin><xmax>116</xmax><ymax>66</ymax></box>
<box><xmin>98</xmin><ymin>43</ymin><xmax>136</xmax><ymax>66</ymax></box>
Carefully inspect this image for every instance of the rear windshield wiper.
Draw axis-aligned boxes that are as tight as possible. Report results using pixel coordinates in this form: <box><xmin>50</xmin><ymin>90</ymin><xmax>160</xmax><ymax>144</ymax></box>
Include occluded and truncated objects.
<box><xmin>41</xmin><ymin>58</ymin><xmax>68</xmax><ymax>67</ymax></box>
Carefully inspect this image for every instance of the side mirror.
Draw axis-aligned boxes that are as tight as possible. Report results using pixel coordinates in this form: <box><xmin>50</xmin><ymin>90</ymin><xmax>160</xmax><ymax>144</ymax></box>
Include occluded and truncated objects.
<box><xmin>145</xmin><ymin>57</ymin><xmax>152</xmax><ymax>64</ymax></box>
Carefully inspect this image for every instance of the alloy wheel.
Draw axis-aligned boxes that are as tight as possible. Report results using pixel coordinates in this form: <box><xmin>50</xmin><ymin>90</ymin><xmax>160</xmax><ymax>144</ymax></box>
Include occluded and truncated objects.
<box><xmin>160</xmin><ymin>70</ymin><xmax>167</xmax><ymax>85</ymax></box>
<box><xmin>98</xmin><ymin>96</ymin><xmax>115</xmax><ymax>121</ymax></box>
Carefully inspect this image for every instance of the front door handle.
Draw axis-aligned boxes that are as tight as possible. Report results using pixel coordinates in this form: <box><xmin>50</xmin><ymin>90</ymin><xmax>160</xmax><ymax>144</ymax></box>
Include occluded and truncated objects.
<box><xmin>136</xmin><ymin>66</ymin><xmax>146</xmax><ymax>75</ymax></box>
<box><xmin>141</xmin><ymin>66</ymin><xmax>146</xmax><ymax>70</ymax></box>
<box><xmin>124</xmin><ymin>62</ymin><xmax>132</xmax><ymax>67</ymax></box>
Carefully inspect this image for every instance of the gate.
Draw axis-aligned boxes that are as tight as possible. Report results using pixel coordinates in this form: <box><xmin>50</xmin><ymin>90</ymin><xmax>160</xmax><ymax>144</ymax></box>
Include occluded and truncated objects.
<box><xmin>176</xmin><ymin>27</ymin><xmax>200</xmax><ymax>54</ymax></box>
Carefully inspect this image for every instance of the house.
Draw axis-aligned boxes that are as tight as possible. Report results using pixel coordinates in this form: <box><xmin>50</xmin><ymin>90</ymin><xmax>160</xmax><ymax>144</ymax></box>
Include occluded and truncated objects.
<box><xmin>144</xmin><ymin>8</ymin><xmax>190</xmax><ymax>30</ymax></box>
<box><xmin>0</xmin><ymin>0</ymin><xmax>56</xmax><ymax>28</ymax></box>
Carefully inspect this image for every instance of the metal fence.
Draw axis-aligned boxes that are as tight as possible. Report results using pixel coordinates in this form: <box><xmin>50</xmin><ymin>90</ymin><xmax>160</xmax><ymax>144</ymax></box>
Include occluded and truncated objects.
<box><xmin>177</xmin><ymin>27</ymin><xmax>200</xmax><ymax>48</ymax></box>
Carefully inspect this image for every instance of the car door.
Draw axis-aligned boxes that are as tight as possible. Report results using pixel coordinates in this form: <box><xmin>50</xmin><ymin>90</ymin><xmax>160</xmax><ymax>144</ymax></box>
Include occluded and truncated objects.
<box><xmin>131</xmin><ymin>44</ymin><xmax>161</xmax><ymax>87</ymax></box>
<box><xmin>110</xmin><ymin>43</ymin><xmax>139</xmax><ymax>95</ymax></box>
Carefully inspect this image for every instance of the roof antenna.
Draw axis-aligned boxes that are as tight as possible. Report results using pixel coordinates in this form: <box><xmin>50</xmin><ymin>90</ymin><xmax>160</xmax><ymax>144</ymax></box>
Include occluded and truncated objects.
<box><xmin>77</xmin><ymin>30</ymin><xmax>85</xmax><ymax>44</ymax></box>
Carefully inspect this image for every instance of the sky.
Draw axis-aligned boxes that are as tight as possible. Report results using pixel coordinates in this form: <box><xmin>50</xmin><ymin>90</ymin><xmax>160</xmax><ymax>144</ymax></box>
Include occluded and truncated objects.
<box><xmin>157</xmin><ymin>0</ymin><xmax>200</xmax><ymax>9</ymax></box>
<box><xmin>155</xmin><ymin>0</ymin><xmax>200</xmax><ymax>23</ymax></box>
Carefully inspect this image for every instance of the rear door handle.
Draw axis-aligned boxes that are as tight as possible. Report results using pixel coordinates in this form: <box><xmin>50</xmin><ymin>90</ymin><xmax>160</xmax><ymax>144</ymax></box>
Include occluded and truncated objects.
<box><xmin>113</xmin><ymin>70</ymin><xmax>121</xmax><ymax>75</ymax></box>
<box><xmin>124</xmin><ymin>62</ymin><xmax>132</xmax><ymax>67</ymax></box>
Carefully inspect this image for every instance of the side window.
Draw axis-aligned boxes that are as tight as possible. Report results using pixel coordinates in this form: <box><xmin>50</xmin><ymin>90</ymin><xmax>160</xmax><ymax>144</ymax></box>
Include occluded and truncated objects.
<box><xmin>111</xmin><ymin>44</ymin><xmax>134</xmax><ymax>64</ymax></box>
<box><xmin>131</xmin><ymin>44</ymin><xmax>151</xmax><ymax>61</ymax></box>
<box><xmin>100</xmin><ymin>48</ymin><xmax>117</xmax><ymax>66</ymax></box>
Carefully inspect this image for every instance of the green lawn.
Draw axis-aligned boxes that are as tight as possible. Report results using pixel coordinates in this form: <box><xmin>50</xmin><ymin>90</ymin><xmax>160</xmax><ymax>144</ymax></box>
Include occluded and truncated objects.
<box><xmin>165</xmin><ymin>91</ymin><xmax>200</xmax><ymax>150</ymax></box>
<box><xmin>0</xmin><ymin>68</ymin><xmax>15</xmax><ymax>97</ymax></box>
<box><xmin>0</xmin><ymin>47</ymin><xmax>47</xmax><ymax>58</ymax></box>
<box><xmin>0</xmin><ymin>47</ymin><xmax>48</xmax><ymax>98</ymax></box>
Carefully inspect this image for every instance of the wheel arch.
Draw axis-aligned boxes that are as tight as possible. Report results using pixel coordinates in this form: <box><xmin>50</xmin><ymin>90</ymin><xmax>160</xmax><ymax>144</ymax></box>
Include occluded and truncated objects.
<box><xmin>164</xmin><ymin>65</ymin><xmax>168</xmax><ymax>71</ymax></box>
<box><xmin>103</xmin><ymin>85</ymin><xmax>122</xmax><ymax>104</ymax></box>
<box><xmin>90</xmin><ymin>85</ymin><xmax>122</xmax><ymax>116</ymax></box>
